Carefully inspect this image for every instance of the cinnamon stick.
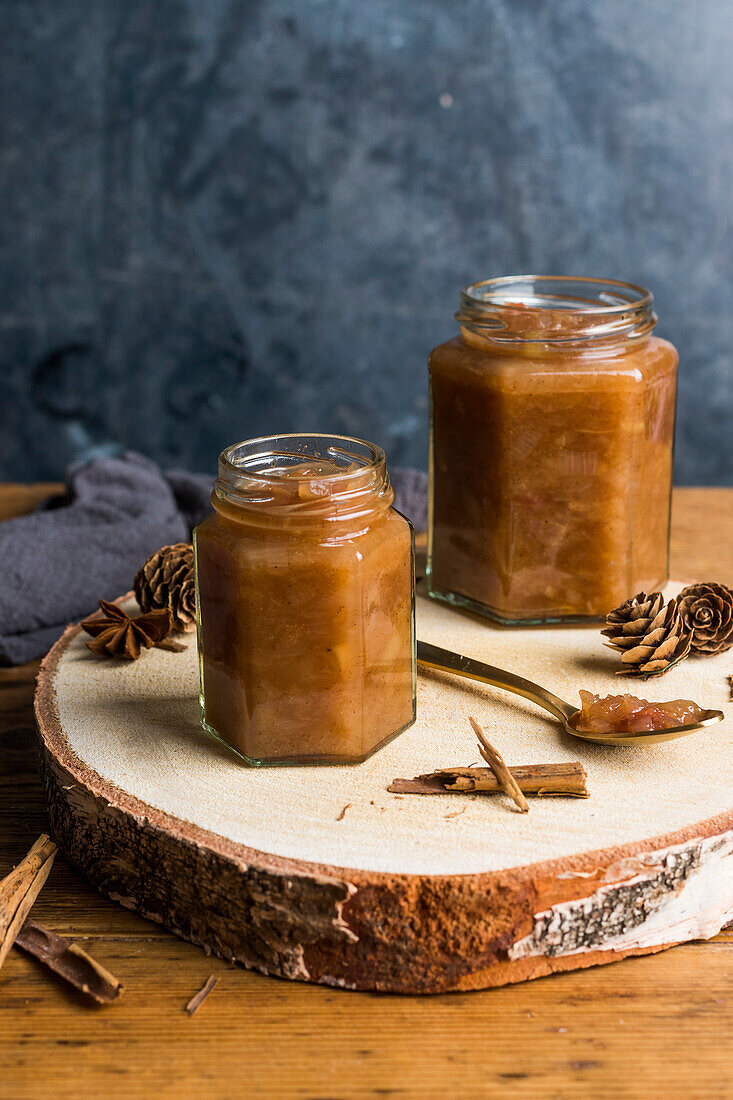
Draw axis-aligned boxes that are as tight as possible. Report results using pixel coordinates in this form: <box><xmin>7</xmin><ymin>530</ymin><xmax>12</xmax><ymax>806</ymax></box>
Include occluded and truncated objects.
<box><xmin>0</xmin><ymin>834</ymin><xmax>57</xmax><ymax>971</ymax></box>
<box><xmin>15</xmin><ymin>920</ymin><xmax>123</xmax><ymax>1004</ymax></box>
<box><xmin>469</xmin><ymin>717</ymin><xmax>529</xmax><ymax>812</ymax></box>
<box><xmin>389</xmin><ymin>762</ymin><xmax>588</xmax><ymax>798</ymax></box>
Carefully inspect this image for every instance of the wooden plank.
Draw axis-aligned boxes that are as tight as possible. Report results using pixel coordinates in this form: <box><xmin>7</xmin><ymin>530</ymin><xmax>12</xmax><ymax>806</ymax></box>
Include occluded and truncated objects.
<box><xmin>0</xmin><ymin>936</ymin><xmax>731</xmax><ymax>1099</ymax></box>
<box><xmin>671</xmin><ymin>487</ymin><xmax>733</xmax><ymax>583</ymax></box>
<box><xmin>0</xmin><ymin>482</ymin><xmax>63</xmax><ymax>523</ymax></box>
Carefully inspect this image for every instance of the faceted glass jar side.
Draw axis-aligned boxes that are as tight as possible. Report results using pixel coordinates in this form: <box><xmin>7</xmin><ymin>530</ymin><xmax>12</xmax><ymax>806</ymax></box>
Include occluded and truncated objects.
<box><xmin>427</xmin><ymin>277</ymin><xmax>678</xmax><ymax>624</ymax></box>
<box><xmin>194</xmin><ymin>434</ymin><xmax>416</xmax><ymax>765</ymax></box>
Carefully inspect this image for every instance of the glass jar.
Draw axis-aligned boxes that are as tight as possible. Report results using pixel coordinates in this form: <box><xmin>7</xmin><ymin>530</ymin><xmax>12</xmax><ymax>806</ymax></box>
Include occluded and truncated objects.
<box><xmin>194</xmin><ymin>433</ymin><xmax>416</xmax><ymax>765</ymax></box>
<box><xmin>427</xmin><ymin>276</ymin><xmax>678</xmax><ymax>624</ymax></box>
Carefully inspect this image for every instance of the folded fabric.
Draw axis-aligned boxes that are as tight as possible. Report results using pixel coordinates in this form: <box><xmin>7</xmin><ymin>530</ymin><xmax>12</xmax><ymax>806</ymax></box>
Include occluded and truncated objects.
<box><xmin>0</xmin><ymin>451</ymin><xmax>427</xmax><ymax>665</ymax></box>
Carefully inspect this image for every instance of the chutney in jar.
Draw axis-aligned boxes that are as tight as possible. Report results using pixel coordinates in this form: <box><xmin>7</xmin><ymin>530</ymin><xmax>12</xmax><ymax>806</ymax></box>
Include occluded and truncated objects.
<box><xmin>428</xmin><ymin>277</ymin><xmax>678</xmax><ymax>623</ymax></box>
<box><xmin>194</xmin><ymin>434</ymin><xmax>416</xmax><ymax>765</ymax></box>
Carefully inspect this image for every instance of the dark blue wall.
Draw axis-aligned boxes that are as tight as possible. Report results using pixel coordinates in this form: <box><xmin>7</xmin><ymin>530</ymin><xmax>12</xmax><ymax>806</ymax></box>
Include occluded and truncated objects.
<box><xmin>2</xmin><ymin>0</ymin><xmax>732</xmax><ymax>482</ymax></box>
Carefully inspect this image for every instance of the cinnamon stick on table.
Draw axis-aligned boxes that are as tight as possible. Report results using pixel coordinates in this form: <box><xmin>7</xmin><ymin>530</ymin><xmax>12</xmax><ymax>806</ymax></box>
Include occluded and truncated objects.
<box><xmin>15</xmin><ymin>920</ymin><xmax>123</xmax><ymax>1004</ymax></box>
<box><xmin>0</xmin><ymin>834</ymin><xmax>57</xmax><ymax>971</ymax></box>
<box><xmin>389</xmin><ymin>762</ymin><xmax>588</xmax><ymax>798</ymax></box>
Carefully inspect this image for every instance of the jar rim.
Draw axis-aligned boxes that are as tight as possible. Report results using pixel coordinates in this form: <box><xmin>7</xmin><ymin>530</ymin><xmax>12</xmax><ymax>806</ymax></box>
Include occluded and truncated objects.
<box><xmin>219</xmin><ymin>432</ymin><xmax>387</xmax><ymax>483</ymax></box>
<box><xmin>215</xmin><ymin>433</ymin><xmax>393</xmax><ymax>525</ymax></box>
<box><xmin>458</xmin><ymin>275</ymin><xmax>656</xmax><ymax>344</ymax></box>
<box><xmin>461</xmin><ymin>275</ymin><xmax>653</xmax><ymax>314</ymax></box>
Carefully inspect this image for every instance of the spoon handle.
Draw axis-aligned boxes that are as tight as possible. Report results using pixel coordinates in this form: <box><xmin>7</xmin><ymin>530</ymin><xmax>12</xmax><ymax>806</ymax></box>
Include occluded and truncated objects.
<box><xmin>416</xmin><ymin>641</ymin><xmax>576</xmax><ymax>724</ymax></box>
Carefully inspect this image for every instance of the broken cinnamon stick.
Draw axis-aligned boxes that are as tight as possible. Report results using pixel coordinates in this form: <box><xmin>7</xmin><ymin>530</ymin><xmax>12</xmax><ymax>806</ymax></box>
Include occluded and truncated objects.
<box><xmin>0</xmin><ymin>834</ymin><xmax>57</xmax><ymax>971</ymax></box>
<box><xmin>389</xmin><ymin>761</ymin><xmax>588</xmax><ymax>798</ymax></box>
<box><xmin>14</xmin><ymin>920</ymin><xmax>123</xmax><ymax>1004</ymax></box>
<box><xmin>469</xmin><ymin>717</ymin><xmax>529</xmax><ymax>812</ymax></box>
<box><xmin>186</xmin><ymin>975</ymin><xmax>218</xmax><ymax>1016</ymax></box>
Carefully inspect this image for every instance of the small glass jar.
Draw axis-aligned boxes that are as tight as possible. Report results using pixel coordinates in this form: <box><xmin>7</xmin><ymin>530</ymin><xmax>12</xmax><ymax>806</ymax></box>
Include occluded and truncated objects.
<box><xmin>427</xmin><ymin>276</ymin><xmax>678</xmax><ymax>624</ymax></box>
<box><xmin>194</xmin><ymin>434</ymin><xmax>416</xmax><ymax>765</ymax></box>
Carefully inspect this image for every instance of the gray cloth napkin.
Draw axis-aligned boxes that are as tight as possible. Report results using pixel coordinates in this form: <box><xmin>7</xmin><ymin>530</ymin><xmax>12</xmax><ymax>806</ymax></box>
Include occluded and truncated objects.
<box><xmin>0</xmin><ymin>451</ymin><xmax>427</xmax><ymax>665</ymax></box>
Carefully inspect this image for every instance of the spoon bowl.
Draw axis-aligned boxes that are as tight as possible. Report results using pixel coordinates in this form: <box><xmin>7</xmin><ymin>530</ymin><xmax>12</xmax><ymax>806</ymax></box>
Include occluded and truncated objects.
<box><xmin>562</xmin><ymin>708</ymin><xmax>725</xmax><ymax>746</ymax></box>
<box><xmin>417</xmin><ymin>641</ymin><xmax>724</xmax><ymax>747</ymax></box>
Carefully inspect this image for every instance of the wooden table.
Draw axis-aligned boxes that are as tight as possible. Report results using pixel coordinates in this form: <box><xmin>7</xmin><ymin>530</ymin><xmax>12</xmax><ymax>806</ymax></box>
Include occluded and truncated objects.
<box><xmin>1</xmin><ymin>484</ymin><xmax>731</xmax><ymax>1099</ymax></box>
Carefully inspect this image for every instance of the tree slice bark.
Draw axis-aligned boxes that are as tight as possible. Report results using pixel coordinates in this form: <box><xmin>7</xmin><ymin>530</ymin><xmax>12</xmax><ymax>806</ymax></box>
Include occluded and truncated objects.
<box><xmin>34</xmin><ymin>592</ymin><xmax>733</xmax><ymax>994</ymax></box>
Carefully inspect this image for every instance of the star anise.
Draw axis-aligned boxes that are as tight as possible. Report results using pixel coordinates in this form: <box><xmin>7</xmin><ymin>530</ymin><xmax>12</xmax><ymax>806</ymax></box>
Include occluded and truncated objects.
<box><xmin>81</xmin><ymin>599</ymin><xmax>181</xmax><ymax>659</ymax></box>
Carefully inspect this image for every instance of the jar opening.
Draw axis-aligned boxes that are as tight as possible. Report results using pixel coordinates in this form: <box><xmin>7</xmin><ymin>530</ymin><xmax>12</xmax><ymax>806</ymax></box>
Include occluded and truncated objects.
<box><xmin>215</xmin><ymin>433</ymin><xmax>393</xmax><ymax>525</ymax></box>
<box><xmin>458</xmin><ymin>276</ymin><xmax>657</xmax><ymax>345</ymax></box>
<box><xmin>221</xmin><ymin>433</ymin><xmax>385</xmax><ymax>482</ymax></box>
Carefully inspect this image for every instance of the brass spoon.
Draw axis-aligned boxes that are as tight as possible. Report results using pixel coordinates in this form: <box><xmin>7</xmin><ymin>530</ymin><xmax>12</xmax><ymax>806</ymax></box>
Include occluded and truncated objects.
<box><xmin>417</xmin><ymin>640</ymin><xmax>724</xmax><ymax>746</ymax></box>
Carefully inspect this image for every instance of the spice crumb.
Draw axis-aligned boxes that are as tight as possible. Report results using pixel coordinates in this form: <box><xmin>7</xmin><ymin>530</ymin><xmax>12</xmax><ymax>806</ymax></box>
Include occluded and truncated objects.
<box><xmin>186</xmin><ymin>975</ymin><xmax>218</xmax><ymax>1016</ymax></box>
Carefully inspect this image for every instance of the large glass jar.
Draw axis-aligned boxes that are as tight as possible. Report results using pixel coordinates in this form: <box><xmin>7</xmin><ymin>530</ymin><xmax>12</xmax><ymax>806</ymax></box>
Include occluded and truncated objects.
<box><xmin>427</xmin><ymin>276</ymin><xmax>678</xmax><ymax>624</ymax></box>
<box><xmin>194</xmin><ymin>434</ymin><xmax>416</xmax><ymax>765</ymax></box>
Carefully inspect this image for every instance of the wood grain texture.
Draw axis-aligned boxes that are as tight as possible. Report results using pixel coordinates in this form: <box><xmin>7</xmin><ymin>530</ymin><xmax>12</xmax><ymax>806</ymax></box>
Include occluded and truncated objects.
<box><xmin>1</xmin><ymin>485</ymin><xmax>732</xmax><ymax>1097</ymax></box>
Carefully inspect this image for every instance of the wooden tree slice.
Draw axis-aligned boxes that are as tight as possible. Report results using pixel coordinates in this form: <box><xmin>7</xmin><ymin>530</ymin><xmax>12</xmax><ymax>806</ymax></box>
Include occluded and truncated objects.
<box><xmin>35</xmin><ymin>587</ymin><xmax>733</xmax><ymax>993</ymax></box>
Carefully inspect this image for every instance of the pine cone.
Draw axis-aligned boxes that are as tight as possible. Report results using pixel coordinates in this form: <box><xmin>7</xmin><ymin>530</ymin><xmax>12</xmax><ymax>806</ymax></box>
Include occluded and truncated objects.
<box><xmin>603</xmin><ymin>593</ymin><xmax>692</xmax><ymax>677</ymax></box>
<box><xmin>601</xmin><ymin>591</ymin><xmax>666</xmax><ymax>653</ymax></box>
<box><xmin>678</xmin><ymin>582</ymin><xmax>733</xmax><ymax>654</ymax></box>
<box><xmin>134</xmin><ymin>543</ymin><xmax>196</xmax><ymax>632</ymax></box>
